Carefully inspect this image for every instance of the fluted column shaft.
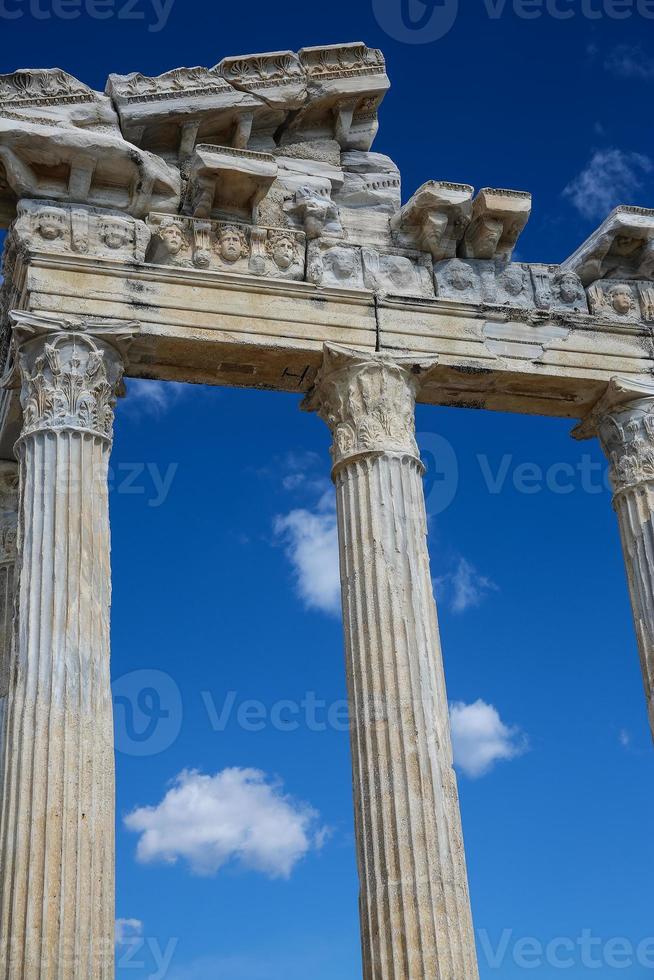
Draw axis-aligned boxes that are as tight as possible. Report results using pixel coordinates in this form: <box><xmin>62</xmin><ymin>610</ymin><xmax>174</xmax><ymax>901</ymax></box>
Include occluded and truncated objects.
<box><xmin>0</xmin><ymin>314</ymin><xmax>134</xmax><ymax>979</ymax></box>
<box><xmin>306</xmin><ymin>345</ymin><xmax>478</xmax><ymax>980</ymax></box>
<box><xmin>0</xmin><ymin>461</ymin><xmax>18</xmax><ymax>790</ymax></box>
<box><xmin>597</xmin><ymin>391</ymin><xmax>654</xmax><ymax>739</ymax></box>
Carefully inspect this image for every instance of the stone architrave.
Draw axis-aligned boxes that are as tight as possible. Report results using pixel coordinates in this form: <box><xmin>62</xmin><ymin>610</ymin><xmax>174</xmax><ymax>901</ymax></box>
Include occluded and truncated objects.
<box><xmin>304</xmin><ymin>345</ymin><xmax>479</xmax><ymax>980</ymax></box>
<box><xmin>0</xmin><ymin>312</ymin><xmax>136</xmax><ymax>980</ymax></box>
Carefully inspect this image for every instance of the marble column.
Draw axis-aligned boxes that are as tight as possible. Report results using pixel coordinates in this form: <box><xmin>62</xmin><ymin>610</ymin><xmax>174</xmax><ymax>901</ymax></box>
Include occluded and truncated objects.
<box><xmin>0</xmin><ymin>461</ymin><xmax>18</xmax><ymax>789</ymax></box>
<box><xmin>582</xmin><ymin>377</ymin><xmax>654</xmax><ymax>741</ymax></box>
<box><xmin>0</xmin><ymin>313</ymin><xmax>135</xmax><ymax>979</ymax></box>
<box><xmin>305</xmin><ymin>345</ymin><xmax>479</xmax><ymax>980</ymax></box>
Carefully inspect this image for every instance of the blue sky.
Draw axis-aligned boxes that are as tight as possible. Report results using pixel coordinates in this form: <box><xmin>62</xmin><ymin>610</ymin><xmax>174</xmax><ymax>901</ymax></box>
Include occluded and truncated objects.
<box><xmin>3</xmin><ymin>1</ymin><xmax>654</xmax><ymax>976</ymax></box>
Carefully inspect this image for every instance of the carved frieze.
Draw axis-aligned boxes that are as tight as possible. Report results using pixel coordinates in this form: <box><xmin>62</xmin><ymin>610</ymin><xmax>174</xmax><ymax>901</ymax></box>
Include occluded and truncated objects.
<box><xmin>307</xmin><ymin>240</ymin><xmax>365</xmax><ymax>289</ymax></box>
<box><xmin>361</xmin><ymin>246</ymin><xmax>434</xmax><ymax>298</ymax></box>
<box><xmin>11</xmin><ymin>200</ymin><xmax>151</xmax><ymax>262</ymax></box>
<box><xmin>0</xmin><ymin>69</ymin><xmax>93</xmax><ymax>110</ymax></box>
<box><xmin>216</xmin><ymin>51</ymin><xmax>306</xmax><ymax>108</ymax></box>
<box><xmin>434</xmin><ymin>258</ymin><xmax>587</xmax><ymax>313</ymax></box>
<box><xmin>147</xmin><ymin>213</ymin><xmax>306</xmax><ymax>280</ymax></box>
<box><xmin>587</xmin><ymin>279</ymin><xmax>654</xmax><ymax>322</ymax></box>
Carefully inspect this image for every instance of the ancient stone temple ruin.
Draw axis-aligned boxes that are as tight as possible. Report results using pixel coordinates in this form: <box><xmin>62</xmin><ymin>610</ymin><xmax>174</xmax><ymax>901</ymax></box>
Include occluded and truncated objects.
<box><xmin>0</xmin><ymin>40</ymin><xmax>653</xmax><ymax>979</ymax></box>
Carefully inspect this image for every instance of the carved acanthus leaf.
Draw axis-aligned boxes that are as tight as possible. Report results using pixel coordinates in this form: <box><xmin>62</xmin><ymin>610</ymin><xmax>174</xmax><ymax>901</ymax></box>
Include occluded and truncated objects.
<box><xmin>304</xmin><ymin>345</ymin><xmax>436</xmax><ymax>470</ymax></box>
<box><xmin>599</xmin><ymin>398</ymin><xmax>654</xmax><ymax>494</ymax></box>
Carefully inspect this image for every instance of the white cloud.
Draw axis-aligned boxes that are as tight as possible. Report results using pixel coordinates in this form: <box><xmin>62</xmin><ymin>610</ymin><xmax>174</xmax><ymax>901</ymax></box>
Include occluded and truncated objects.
<box><xmin>437</xmin><ymin>558</ymin><xmax>498</xmax><ymax>614</ymax></box>
<box><xmin>563</xmin><ymin>149</ymin><xmax>653</xmax><ymax>221</ymax></box>
<box><xmin>605</xmin><ymin>45</ymin><xmax>654</xmax><ymax>80</ymax></box>
<box><xmin>450</xmin><ymin>700</ymin><xmax>528</xmax><ymax>778</ymax></box>
<box><xmin>122</xmin><ymin>378</ymin><xmax>189</xmax><ymax>417</ymax></box>
<box><xmin>619</xmin><ymin>728</ymin><xmax>631</xmax><ymax>748</ymax></box>
<box><xmin>115</xmin><ymin>919</ymin><xmax>143</xmax><ymax>946</ymax></box>
<box><xmin>124</xmin><ymin>767</ymin><xmax>327</xmax><ymax>879</ymax></box>
<box><xmin>274</xmin><ymin>493</ymin><xmax>340</xmax><ymax>616</ymax></box>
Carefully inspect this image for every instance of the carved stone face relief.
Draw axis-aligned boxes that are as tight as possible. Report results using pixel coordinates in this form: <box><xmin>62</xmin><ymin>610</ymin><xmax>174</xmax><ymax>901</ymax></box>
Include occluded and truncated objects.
<box><xmin>101</xmin><ymin>217</ymin><xmax>132</xmax><ymax>250</ymax></box>
<box><xmin>159</xmin><ymin>221</ymin><xmax>186</xmax><ymax>256</ymax></box>
<box><xmin>217</xmin><ymin>226</ymin><xmax>247</xmax><ymax>263</ymax></box>
<box><xmin>37</xmin><ymin>208</ymin><xmax>65</xmax><ymax>241</ymax></box>
<box><xmin>446</xmin><ymin>259</ymin><xmax>475</xmax><ymax>292</ymax></box>
<box><xmin>500</xmin><ymin>265</ymin><xmax>527</xmax><ymax>298</ymax></box>
<box><xmin>325</xmin><ymin>247</ymin><xmax>357</xmax><ymax>281</ymax></box>
<box><xmin>556</xmin><ymin>272</ymin><xmax>584</xmax><ymax>305</ymax></box>
<box><xmin>268</xmin><ymin>233</ymin><xmax>296</xmax><ymax>271</ymax></box>
<box><xmin>610</xmin><ymin>283</ymin><xmax>635</xmax><ymax>316</ymax></box>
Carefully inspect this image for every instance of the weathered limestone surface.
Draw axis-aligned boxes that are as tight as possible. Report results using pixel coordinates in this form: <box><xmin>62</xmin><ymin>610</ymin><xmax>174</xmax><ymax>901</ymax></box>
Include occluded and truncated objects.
<box><xmin>562</xmin><ymin>206</ymin><xmax>654</xmax><ymax>286</ymax></box>
<box><xmin>305</xmin><ymin>345</ymin><xmax>479</xmax><ymax>980</ymax></box>
<box><xmin>0</xmin><ymin>461</ymin><xmax>18</xmax><ymax>792</ymax></box>
<box><xmin>575</xmin><ymin>378</ymin><xmax>654</xmax><ymax>741</ymax></box>
<box><xmin>0</xmin><ymin>312</ymin><xmax>134</xmax><ymax>979</ymax></box>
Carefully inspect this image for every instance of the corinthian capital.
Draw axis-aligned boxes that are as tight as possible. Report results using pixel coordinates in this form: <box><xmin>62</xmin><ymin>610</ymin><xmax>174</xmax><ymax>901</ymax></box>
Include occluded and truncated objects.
<box><xmin>303</xmin><ymin>344</ymin><xmax>437</xmax><ymax>472</ymax></box>
<box><xmin>7</xmin><ymin>312</ymin><xmax>138</xmax><ymax>444</ymax></box>
<box><xmin>573</xmin><ymin>376</ymin><xmax>654</xmax><ymax>495</ymax></box>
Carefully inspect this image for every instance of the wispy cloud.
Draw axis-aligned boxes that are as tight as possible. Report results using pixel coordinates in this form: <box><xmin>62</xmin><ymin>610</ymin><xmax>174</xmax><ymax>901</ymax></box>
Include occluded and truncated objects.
<box><xmin>125</xmin><ymin>767</ymin><xmax>327</xmax><ymax>879</ymax></box>
<box><xmin>272</xmin><ymin>452</ymin><xmax>340</xmax><ymax>616</ymax></box>
<box><xmin>274</xmin><ymin>495</ymin><xmax>340</xmax><ymax>616</ymax></box>
<box><xmin>115</xmin><ymin>918</ymin><xmax>143</xmax><ymax>946</ymax></box>
<box><xmin>619</xmin><ymin>728</ymin><xmax>631</xmax><ymax>748</ymax></box>
<box><xmin>450</xmin><ymin>700</ymin><xmax>528</xmax><ymax>778</ymax></box>
<box><xmin>605</xmin><ymin>44</ymin><xmax>654</xmax><ymax>80</ymax></box>
<box><xmin>437</xmin><ymin>558</ymin><xmax>498</xmax><ymax>614</ymax></box>
<box><xmin>563</xmin><ymin>149</ymin><xmax>653</xmax><ymax>221</ymax></box>
<box><xmin>121</xmin><ymin>378</ymin><xmax>190</xmax><ymax>417</ymax></box>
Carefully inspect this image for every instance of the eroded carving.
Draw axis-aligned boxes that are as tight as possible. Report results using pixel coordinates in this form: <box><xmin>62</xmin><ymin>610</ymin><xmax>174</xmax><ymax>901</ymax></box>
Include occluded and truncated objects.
<box><xmin>460</xmin><ymin>188</ymin><xmax>531</xmax><ymax>262</ymax></box>
<box><xmin>587</xmin><ymin>279</ymin><xmax>654</xmax><ymax>322</ymax></box>
<box><xmin>307</xmin><ymin>240</ymin><xmax>364</xmax><ymax>289</ymax></box>
<box><xmin>562</xmin><ymin>206</ymin><xmax>654</xmax><ymax>287</ymax></box>
<box><xmin>147</xmin><ymin>212</ymin><xmax>305</xmax><ymax>279</ymax></box>
<box><xmin>11</xmin><ymin>199</ymin><xmax>151</xmax><ymax>262</ymax></box>
<box><xmin>391</xmin><ymin>180</ymin><xmax>473</xmax><ymax>260</ymax></box>
<box><xmin>303</xmin><ymin>345</ymin><xmax>430</xmax><ymax>468</ymax></box>
<box><xmin>361</xmin><ymin>246</ymin><xmax>434</xmax><ymax>298</ymax></box>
